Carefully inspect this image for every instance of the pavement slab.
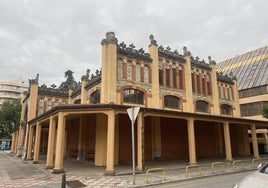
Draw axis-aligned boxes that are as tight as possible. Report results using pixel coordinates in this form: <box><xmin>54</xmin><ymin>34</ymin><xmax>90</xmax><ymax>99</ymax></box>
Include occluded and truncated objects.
<box><xmin>0</xmin><ymin>151</ymin><xmax>265</xmax><ymax>188</ymax></box>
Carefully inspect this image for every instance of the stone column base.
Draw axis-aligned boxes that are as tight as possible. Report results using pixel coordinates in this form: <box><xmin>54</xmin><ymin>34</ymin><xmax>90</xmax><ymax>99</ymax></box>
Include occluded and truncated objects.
<box><xmin>53</xmin><ymin>168</ymin><xmax>64</xmax><ymax>174</ymax></box>
<box><xmin>105</xmin><ymin>170</ymin><xmax>115</xmax><ymax>175</ymax></box>
<box><xmin>46</xmin><ymin>165</ymin><xmax>54</xmax><ymax>169</ymax></box>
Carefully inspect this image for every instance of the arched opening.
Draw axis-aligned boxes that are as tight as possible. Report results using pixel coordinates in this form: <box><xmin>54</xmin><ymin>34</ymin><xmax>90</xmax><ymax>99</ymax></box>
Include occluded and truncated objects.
<box><xmin>196</xmin><ymin>100</ymin><xmax>209</xmax><ymax>113</ymax></box>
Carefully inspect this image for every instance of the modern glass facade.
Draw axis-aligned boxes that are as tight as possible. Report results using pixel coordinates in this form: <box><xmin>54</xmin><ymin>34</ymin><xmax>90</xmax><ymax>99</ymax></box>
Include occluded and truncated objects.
<box><xmin>217</xmin><ymin>45</ymin><xmax>268</xmax><ymax>118</ymax></box>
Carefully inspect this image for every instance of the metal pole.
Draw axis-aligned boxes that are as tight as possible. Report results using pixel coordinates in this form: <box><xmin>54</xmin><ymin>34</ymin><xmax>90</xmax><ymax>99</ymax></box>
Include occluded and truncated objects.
<box><xmin>131</xmin><ymin>108</ymin><xmax>136</xmax><ymax>185</ymax></box>
<box><xmin>61</xmin><ymin>171</ymin><xmax>66</xmax><ymax>188</ymax></box>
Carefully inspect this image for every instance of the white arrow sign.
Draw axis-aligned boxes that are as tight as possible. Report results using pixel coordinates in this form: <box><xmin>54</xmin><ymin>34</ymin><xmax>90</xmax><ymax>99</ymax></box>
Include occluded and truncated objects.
<box><xmin>127</xmin><ymin>107</ymin><xmax>140</xmax><ymax>121</ymax></box>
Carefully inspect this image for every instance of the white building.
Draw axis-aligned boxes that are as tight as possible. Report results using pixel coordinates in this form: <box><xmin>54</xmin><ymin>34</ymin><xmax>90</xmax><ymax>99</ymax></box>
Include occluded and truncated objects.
<box><xmin>0</xmin><ymin>80</ymin><xmax>29</xmax><ymax>107</ymax></box>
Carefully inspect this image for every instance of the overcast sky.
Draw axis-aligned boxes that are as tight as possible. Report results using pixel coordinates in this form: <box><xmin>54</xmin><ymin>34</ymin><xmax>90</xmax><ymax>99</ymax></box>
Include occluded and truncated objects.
<box><xmin>0</xmin><ymin>0</ymin><xmax>267</xmax><ymax>86</ymax></box>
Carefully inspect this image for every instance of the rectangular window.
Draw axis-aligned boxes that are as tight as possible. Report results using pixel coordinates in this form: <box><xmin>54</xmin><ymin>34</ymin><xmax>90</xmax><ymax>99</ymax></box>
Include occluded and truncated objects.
<box><xmin>191</xmin><ymin>73</ymin><xmax>195</xmax><ymax>92</ymax></box>
<box><xmin>202</xmin><ymin>77</ymin><xmax>206</xmax><ymax>95</ymax></box>
<box><xmin>222</xmin><ymin>86</ymin><xmax>227</xmax><ymax>99</ymax></box>
<box><xmin>136</xmin><ymin>64</ymin><xmax>140</xmax><ymax>82</ymax></box>
<box><xmin>218</xmin><ymin>86</ymin><xmax>222</xmax><ymax>98</ymax></box>
<box><xmin>179</xmin><ymin>69</ymin><xmax>183</xmax><ymax>89</ymax></box>
<box><xmin>47</xmin><ymin>99</ymin><xmax>51</xmax><ymax>111</ymax></box>
<box><xmin>159</xmin><ymin>70</ymin><xmax>163</xmax><ymax>85</ymax></box>
<box><xmin>38</xmin><ymin>99</ymin><xmax>44</xmax><ymax>115</ymax></box>
<box><xmin>227</xmin><ymin>88</ymin><xmax>231</xmax><ymax>100</ymax></box>
<box><xmin>207</xmin><ymin>81</ymin><xmax>211</xmax><ymax>95</ymax></box>
<box><xmin>166</xmin><ymin>69</ymin><xmax>170</xmax><ymax>87</ymax></box>
<box><xmin>240</xmin><ymin>102</ymin><xmax>262</xmax><ymax>116</ymax></box>
<box><xmin>144</xmin><ymin>66</ymin><xmax>149</xmax><ymax>83</ymax></box>
<box><xmin>127</xmin><ymin>61</ymin><xmax>132</xmax><ymax>80</ymax></box>
<box><xmin>196</xmin><ymin>74</ymin><xmax>201</xmax><ymax>94</ymax></box>
<box><xmin>173</xmin><ymin>68</ymin><xmax>177</xmax><ymax>88</ymax></box>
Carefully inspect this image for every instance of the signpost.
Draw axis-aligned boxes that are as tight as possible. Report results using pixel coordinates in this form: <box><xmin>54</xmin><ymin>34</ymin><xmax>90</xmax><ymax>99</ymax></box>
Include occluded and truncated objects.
<box><xmin>127</xmin><ymin>106</ymin><xmax>140</xmax><ymax>185</ymax></box>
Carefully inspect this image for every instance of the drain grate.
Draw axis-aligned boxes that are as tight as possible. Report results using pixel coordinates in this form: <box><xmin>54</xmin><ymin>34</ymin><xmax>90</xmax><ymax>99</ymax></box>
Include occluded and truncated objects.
<box><xmin>66</xmin><ymin>180</ymin><xmax>86</xmax><ymax>188</ymax></box>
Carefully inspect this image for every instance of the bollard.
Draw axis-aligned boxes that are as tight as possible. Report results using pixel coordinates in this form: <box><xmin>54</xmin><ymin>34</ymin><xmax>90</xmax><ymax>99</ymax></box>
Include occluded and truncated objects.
<box><xmin>61</xmin><ymin>171</ymin><xmax>66</xmax><ymax>188</ymax></box>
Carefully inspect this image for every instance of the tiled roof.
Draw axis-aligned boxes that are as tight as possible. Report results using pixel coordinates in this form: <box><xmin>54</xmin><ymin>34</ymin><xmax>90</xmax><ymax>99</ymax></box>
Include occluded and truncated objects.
<box><xmin>216</xmin><ymin>46</ymin><xmax>268</xmax><ymax>90</ymax></box>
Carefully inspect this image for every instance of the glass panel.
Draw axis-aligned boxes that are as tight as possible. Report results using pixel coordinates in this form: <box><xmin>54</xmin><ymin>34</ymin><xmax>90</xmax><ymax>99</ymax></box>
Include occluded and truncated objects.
<box><xmin>166</xmin><ymin>68</ymin><xmax>170</xmax><ymax>87</ymax></box>
<box><xmin>221</xmin><ymin>104</ymin><xmax>232</xmax><ymax>115</ymax></box>
<box><xmin>196</xmin><ymin>100</ymin><xmax>208</xmax><ymax>113</ymax></box>
<box><xmin>159</xmin><ymin>70</ymin><xmax>163</xmax><ymax>85</ymax></box>
<box><xmin>123</xmin><ymin>89</ymin><xmax>144</xmax><ymax>104</ymax></box>
<box><xmin>91</xmin><ymin>90</ymin><xmax>100</xmax><ymax>104</ymax></box>
<box><xmin>164</xmin><ymin>96</ymin><xmax>180</xmax><ymax>109</ymax></box>
<box><xmin>173</xmin><ymin>67</ymin><xmax>177</xmax><ymax>88</ymax></box>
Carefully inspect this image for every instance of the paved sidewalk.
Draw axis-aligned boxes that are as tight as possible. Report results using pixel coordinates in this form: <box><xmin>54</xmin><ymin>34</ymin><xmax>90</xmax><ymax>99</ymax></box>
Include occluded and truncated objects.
<box><xmin>0</xmin><ymin>151</ymin><xmax>265</xmax><ymax>188</ymax></box>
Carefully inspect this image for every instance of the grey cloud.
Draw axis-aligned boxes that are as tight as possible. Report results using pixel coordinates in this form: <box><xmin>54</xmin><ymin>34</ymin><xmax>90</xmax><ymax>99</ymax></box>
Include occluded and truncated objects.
<box><xmin>0</xmin><ymin>0</ymin><xmax>267</xmax><ymax>86</ymax></box>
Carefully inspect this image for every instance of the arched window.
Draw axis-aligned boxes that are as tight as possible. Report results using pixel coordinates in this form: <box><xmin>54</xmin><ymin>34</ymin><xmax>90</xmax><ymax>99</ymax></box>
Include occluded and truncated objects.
<box><xmin>123</xmin><ymin>89</ymin><xmax>144</xmax><ymax>104</ymax></box>
<box><xmin>117</xmin><ymin>59</ymin><xmax>123</xmax><ymax>79</ymax></box>
<box><xmin>196</xmin><ymin>100</ymin><xmax>209</xmax><ymax>113</ymax></box>
<box><xmin>221</xmin><ymin>104</ymin><xmax>232</xmax><ymax>115</ymax></box>
<box><xmin>91</xmin><ymin>90</ymin><xmax>100</xmax><ymax>104</ymax></box>
<box><xmin>164</xmin><ymin>95</ymin><xmax>180</xmax><ymax>109</ymax></box>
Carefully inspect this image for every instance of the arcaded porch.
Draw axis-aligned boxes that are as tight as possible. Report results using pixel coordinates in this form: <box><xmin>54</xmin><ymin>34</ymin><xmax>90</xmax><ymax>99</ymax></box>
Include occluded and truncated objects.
<box><xmin>16</xmin><ymin>104</ymin><xmax>267</xmax><ymax>174</ymax></box>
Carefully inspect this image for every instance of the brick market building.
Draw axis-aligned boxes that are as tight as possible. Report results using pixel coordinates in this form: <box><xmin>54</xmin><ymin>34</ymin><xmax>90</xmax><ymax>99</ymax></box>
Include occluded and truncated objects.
<box><xmin>11</xmin><ymin>32</ymin><xmax>267</xmax><ymax>174</ymax></box>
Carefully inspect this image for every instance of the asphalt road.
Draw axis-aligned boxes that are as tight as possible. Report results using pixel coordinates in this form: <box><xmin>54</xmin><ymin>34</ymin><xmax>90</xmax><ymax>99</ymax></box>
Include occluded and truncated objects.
<box><xmin>146</xmin><ymin>170</ymin><xmax>255</xmax><ymax>188</ymax></box>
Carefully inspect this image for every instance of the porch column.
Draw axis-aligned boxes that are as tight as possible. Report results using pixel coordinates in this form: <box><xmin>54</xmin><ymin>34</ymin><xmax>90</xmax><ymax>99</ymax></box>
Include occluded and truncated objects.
<box><xmin>114</xmin><ymin>115</ymin><xmax>119</xmax><ymax>165</ymax></box>
<box><xmin>223</xmin><ymin>122</ymin><xmax>233</xmax><ymax>161</ymax></box>
<box><xmin>16</xmin><ymin>127</ymin><xmax>22</xmax><ymax>155</ymax></box>
<box><xmin>250</xmin><ymin>124</ymin><xmax>260</xmax><ymax>159</ymax></box>
<box><xmin>78</xmin><ymin>116</ymin><xmax>84</xmax><ymax>161</ymax></box>
<box><xmin>217</xmin><ymin>123</ymin><xmax>224</xmax><ymax>156</ymax></box>
<box><xmin>106</xmin><ymin>110</ymin><xmax>115</xmax><ymax>174</ymax></box>
<box><xmin>17</xmin><ymin>125</ymin><xmax>26</xmax><ymax>156</ymax></box>
<box><xmin>152</xmin><ymin>117</ymin><xmax>161</xmax><ymax>160</ymax></box>
<box><xmin>33</xmin><ymin>123</ymin><xmax>41</xmax><ymax>163</ymax></box>
<box><xmin>137</xmin><ymin>113</ymin><xmax>143</xmax><ymax>171</ymax></box>
<box><xmin>10</xmin><ymin>132</ymin><xmax>16</xmax><ymax>154</ymax></box>
<box><xmin>187</xmin><ymin>118</ymin><xmax>196</xmax><ymax>164</ymax></box>
<box><xmin>46</xmin><ymin>117</ymin><xmax>56</xmax><ymax>168</ymax></box>
<box><xmin>95</xmin><ymin>114</ymin><xmax>107</xmax><ymax>166</ymax></box>
<box><xmin>14</xmin><ymin>132</ymin><xmax>19</xmax><ymax>154</ymax></box>
<box><xmin>26</xmin><ymin>125</ymin><xmax>34</xmax><ymax>160</ymax></box>
<box><xmin>23</xmin><ymin>123</ymin><xmax>30</xmax><ymax>159</ymax></box>
<box><xmin>53</xmin><ymin>112</ymin><xmax>66</xmax><ymax>173</ymax></box>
